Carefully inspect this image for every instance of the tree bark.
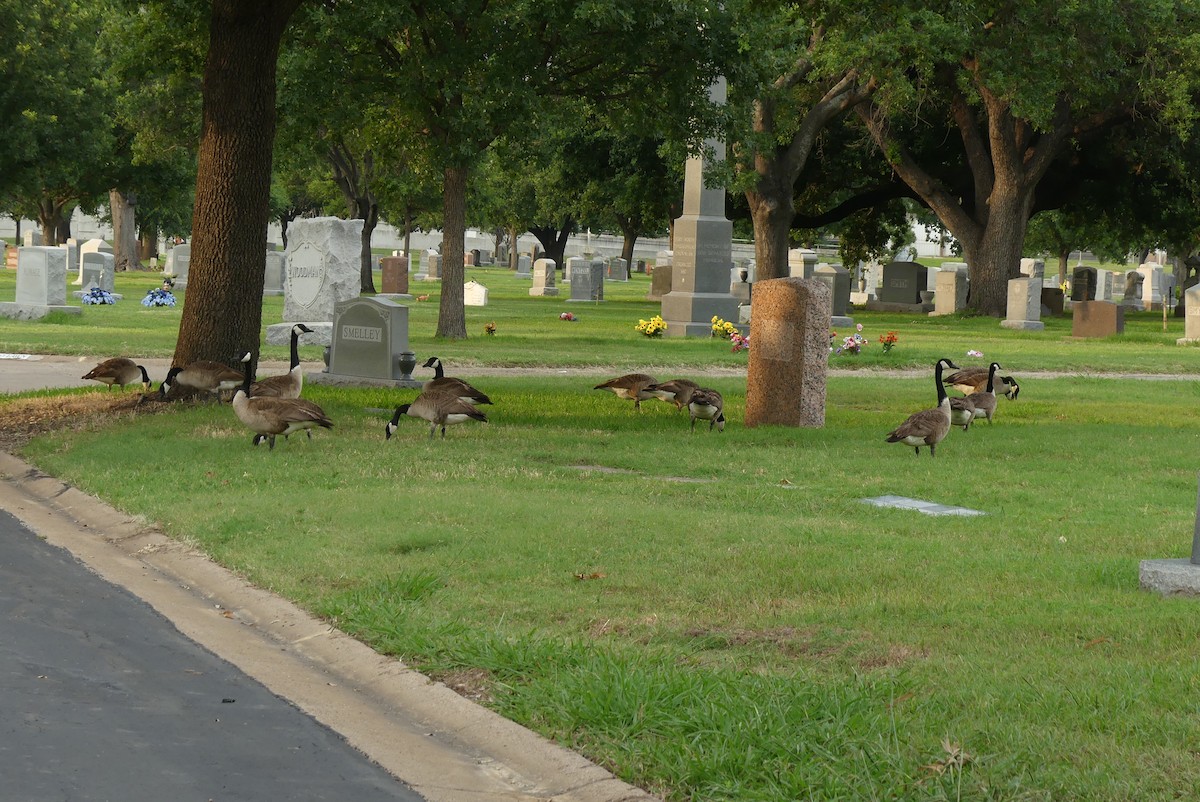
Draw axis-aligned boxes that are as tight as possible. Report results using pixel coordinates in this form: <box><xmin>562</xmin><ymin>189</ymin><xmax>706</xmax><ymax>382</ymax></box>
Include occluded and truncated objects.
<box><xmin>173</xmin><ymin>0</ymin><xmax>302</xmax><ymax>369</ymax></box>
<box><xmin>747</xmin><ymin>178</ymin><xmax>794</xmax><ymax>282</ymax></box>
<box><xmin>436</xmin><ymin>164</ymin><xmax>468</xmax><ymax>339</ymax></box>
<box><xmin>529</xmin><ymin>217</ymin><xmax>574</xmax><ymax>274</ymax></box>
<box><xmin>37</xmin><ymin>198</ymin><xmax>69</xmax><ymax>246</ymax></box>
<box><xmin>327</xmin><ymin>142</ymin><xmax>378</xmax><ymax>293</ymax></box>
<box><xmin>507</xmin><ymin>226</ymin><xmax>519</xmax><ymax>269</ymax></box>
<box><xmin>110</xmin><ymin>189</ymin><xmax>138</xmax><ymax>271</ymax></box>
<box><xmin>139</xmin><ymin>226</ymin><xmax>158</xmax><ymax>262</ymax></box>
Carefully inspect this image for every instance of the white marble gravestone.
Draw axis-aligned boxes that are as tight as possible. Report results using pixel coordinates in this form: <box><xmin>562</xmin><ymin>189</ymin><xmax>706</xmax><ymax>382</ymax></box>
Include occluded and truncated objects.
<box><xmin>78</xmin><ymin>238</ymin><xmax>113</xmax><ymax>285</ymax></box>
<box><xmin>164</xmin><ymin>243</ymin><xmax>191</xmax><ymax>288</ymax></box>
<box><xmin>529</xmin><ymin>258</ymin><xmax>559</xmax><ymax>297</ymax></box>
<box><xmin>1001</xmin><ymin>276</ymin><xmax>1045</xmax><ymax>330</ymax></box>
<box><xmin>463</xmin><ymin>280</ymin><xmax>489</xmax><ymax>306</ymax></box>
<box><xmin>267</xmin><ymin>217</ymin><xmax>362</xmax><ymax>345</ymax></box>
<box><xmin>264</xmin><ymin>250</ymin><xmax>286</xmax><ymax>296</ymax></box>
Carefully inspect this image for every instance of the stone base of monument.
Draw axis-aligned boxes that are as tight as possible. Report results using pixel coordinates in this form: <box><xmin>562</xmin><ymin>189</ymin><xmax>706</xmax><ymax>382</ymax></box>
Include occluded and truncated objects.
<box><xmin>1139</xmin><ymin>559</ymin><xmax>1200</xmax><ymax>595</ymax></box>
<box><xmin>1177</xmin><ymin>337</ymin><xmax>1200</xmax><ymax>345</ymax></box>
<box><xmin>263</xmin><ymin>289</ymin><xmax>284</xmax><ymax>297</ymax></box>
<box><xmin>267</xmin><ymin>322</ymin><xmax>333</xmax><ymax>346</ymax></box>
<box><xmin>864</xmin><ymin>300</ymin><xmax>934</xmax><ymax>314</ymax></box>
<box><xmin>737</xmin><ymin>304</ymin><xmax>751</xmax><ymax>324</ymax></box>
<box><xmin>307</xmin><ymin>371</ymin><xmax>423</xmax><ymax>390</ymax></box>
<box><xmin>1000</xmin><ymin>320</ymin><xmax>1045</xmax><ymax>331</ymax></box>
<box><xmin>0</xmin><ymin>303</ymin><xmax>81</xmax><ymax>321</ymax></box>
<box><xmin>830</xmin><ymin>315</ymin><xmax>854</xmax><ymax>328</ymax></box>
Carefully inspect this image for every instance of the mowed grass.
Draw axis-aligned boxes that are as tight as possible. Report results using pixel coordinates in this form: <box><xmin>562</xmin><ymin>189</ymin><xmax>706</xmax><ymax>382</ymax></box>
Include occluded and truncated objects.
<box><xmin>4</xmin><ymin>262</ymin><xmax>1200</xmax><ymax>374</ymax></box>
<box><xmin>15</xmin><ymin>372</ymin><xmax>1200</xmax><ymax>800</ymax></box>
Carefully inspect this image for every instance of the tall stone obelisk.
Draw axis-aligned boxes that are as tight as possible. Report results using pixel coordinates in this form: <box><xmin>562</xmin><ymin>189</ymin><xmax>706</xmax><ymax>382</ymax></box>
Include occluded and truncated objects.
<box><xmin>662</xmin><ymin>77</ymin><xmax>742</xmax><ymax>337</ymax></box>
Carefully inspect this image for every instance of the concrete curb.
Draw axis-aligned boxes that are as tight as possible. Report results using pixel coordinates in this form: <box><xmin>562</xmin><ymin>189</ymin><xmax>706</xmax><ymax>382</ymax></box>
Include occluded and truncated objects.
<box><xmin>0</xmin><ymin>451</ymin><xmax>658</xmax><ymax>802</ymax></box>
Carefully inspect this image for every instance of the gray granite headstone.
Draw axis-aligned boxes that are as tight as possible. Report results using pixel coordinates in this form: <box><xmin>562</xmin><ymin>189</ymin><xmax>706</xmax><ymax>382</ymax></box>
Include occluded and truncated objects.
<box><xmin>164</xmin><ymin>243</ymin><xmax>191</xmax><ymax>287</ymax></box>
<box><xmin>648</xmin><ymin>264</ymin><xmax>672</xmax><ymax>301</ymax></box>
<box><xmin>787</xmin><ymin>248</ymin><xmax>818</xmax><ymax>279</ymax></box>
<box><xmin>81</xmin><ymin>251</ymin><xmax>115</xmax><ymax>292</ymax></box>
<box><xmin>64</xmin><ymin>239</ymin><xmax>80</xmax><ymax>285</ymax></box>
<box><xmin>516</xmin><ymin>255</ymin><xmax>532</xmax><ymax>278</ymax></box>
<box><xmin>814</xmin><ymin>263</ymin><xmax>851</xmax><ymax>319</ymax></box>
<box><xmin>78</xmin><ymin>238</ymin><xmax>113</xmax><ymax>285</ymax></box>
<box><xmin>23</xmin><ymin>231</ymin><xmax>42</xmax><ymax>247</ymax></box>
<box><xmin>879</xmin><ymin>262</ymin><xmax>928</xmax><ymax>304</ymax></box>
<box><xmin>1019</xmin><ymin>258</ymin><xmax>1045</xmax><ymax>279</ymax></box>
<box><xmin>529</xmin><ymin>258</ymin><xmax>559</xmax><ymax>297</ymax></box>
<box><xmin>1071</xmin><ymin>267</ymin><xmax>1097</xmax><ymax>302</ymax></box>
<box><xmin>325</xmin><ymin>296</ymin><xmax>414</xmax><ymax>382</ymax></box>
<box><xmin>0</xmin><ymin>246</ymin><xmax>80</xmax><ymax>320</ymax></box>
<box><xmin>1137</xmin><ymin>264</ymin><xmax>1166</xmax><ymax>309</ymax></box>
<box><xmin>264</xmin><ymin>251</ymin><xmax>286</xmax><ymax>296</ymax></box>
<box><xmin>1122</xmin><ymin>271</ymin><xmax>1144</xmax><ymax>309</ymax></box>
<box><xmin>568</xmin><ymin>259</ymin><xmax>605</xmax><ymax>302</ymax></box>
<box><xmin>1001</xmin><ymin>276</ymin><xmax>1045</xmax><ymax>330</ymax></box>
<box><xmin>423</xmin><ymin>253</ymin><xmax>442</xmax><ymax>281</ymax></box>
<box><xmin>1095</xmin><ymin>270</ymin><xmax>1114</xmax><ymax>301</ymax></box>
<box><xmin>606</xmin><ymin>257</ymin><xmax>629</xmax><ymax>282</ymax></box>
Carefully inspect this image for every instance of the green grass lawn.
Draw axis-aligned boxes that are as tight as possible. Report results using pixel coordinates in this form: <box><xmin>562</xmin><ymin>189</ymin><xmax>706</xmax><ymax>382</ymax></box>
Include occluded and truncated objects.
<box><xmin>5</xmin><ymin>260</ymin><xmax>1200</xmax><ymax>799</ymax></box>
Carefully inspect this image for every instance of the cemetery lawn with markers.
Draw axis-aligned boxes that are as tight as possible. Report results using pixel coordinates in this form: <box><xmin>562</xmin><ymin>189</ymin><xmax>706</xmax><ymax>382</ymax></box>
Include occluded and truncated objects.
<box><xmin>5</xmin><ymin>264</ymin><xmax>1200</xmax><ymax>800</ymax></box>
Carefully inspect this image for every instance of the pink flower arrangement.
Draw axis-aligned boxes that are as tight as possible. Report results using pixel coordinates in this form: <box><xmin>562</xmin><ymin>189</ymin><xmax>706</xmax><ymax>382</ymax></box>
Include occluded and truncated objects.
<box><xmin>730</xmin><ymin>332</ymin><xmax>750</xmax><ymax>353</ymax></box>
<box><xmin>559</xmin><ymin>311</ymin><xmax>576</xmax><ymax>321</ymax></box>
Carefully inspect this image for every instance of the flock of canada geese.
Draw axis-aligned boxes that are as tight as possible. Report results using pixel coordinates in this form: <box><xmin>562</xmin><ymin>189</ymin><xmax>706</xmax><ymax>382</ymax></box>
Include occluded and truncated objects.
<box><xmin>79</xmin><ymin>322</ymin><xmax>1015</xmax><ymax>452</ymax></box>
<box><xmin>885</xmin><ymin>359</ymin><xmax>1020</xmax><ymax>457</ymax></box>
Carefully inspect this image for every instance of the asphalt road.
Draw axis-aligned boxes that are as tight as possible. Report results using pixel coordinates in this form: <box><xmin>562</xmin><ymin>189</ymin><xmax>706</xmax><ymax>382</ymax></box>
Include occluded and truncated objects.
<box><xmin>0</xmin><ymin>507</ymin><xmax>424</xmax><ymax>802</ymax></box>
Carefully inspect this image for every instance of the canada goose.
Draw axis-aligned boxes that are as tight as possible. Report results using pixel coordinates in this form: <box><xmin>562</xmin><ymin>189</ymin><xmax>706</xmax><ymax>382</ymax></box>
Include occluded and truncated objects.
<box><xmin>250</xmin><ymin>323</ymin><xmax>314</xmax><ymax>399</ymax></box>
<box><xmin>944</xmin><ymin>366</ymin><xmax>1020</xmax><ymax>400</ymax></box>
<box><xmin>646</xmin><ymin>378</ymin><xmax>700</xmax><ymax>411</ymax></box>
<box><xmin>687</xmin><ymin>388</ymin><xmax>725</xmax><ymax>432</ymax></box>
<box><xmin>81</xmin><ymin>358</ymin><xmax>151</xmax><ymax>392</ymax></box>
<box><xmin>886</xmin><ymin>358</ymin><xmax>959</xmax><ymax>457</ymax></box>
<box><xmin>159</xmin><ymin>359</ymin><xmax>244</xmax><ymax>401</ymax></box>
<box><xmin>386</xmin><ymin>389</ymin><xmax>488</xmax><ymax>440</ymax></box>
<box><xmin>949</xmin><ymin>396</ymin><xmax>977</xmax><ymax>431</ymax></box>
<box><xmin>231</xmin><ymin>353</ymin><xmax>333</xmax><ymax>449</ymax></box>
<box><xmin>421</xmin><ymin>356</ymin><xmax>492</xmax><ymax>405</ymax></box>
<box><xmin>964</xmin><ymin>362</ymin><xmax>1001</xmax><ymax>425</ymax></box>
<box><xmin>593</xmin><ymin>373</ymin><xmax>658</xmax><ymax>411</ymax></box>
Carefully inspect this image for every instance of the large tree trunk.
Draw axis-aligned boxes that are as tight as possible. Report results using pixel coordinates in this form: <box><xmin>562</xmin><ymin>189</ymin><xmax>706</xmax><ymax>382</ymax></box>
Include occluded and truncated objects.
<box><xmin>110</xmin><ymin>189</ymin><xmax>138</xmax><ymax>271</ymax></box>
<box><xmin>615</xmin><ymin>214</ymin><xmax>639</xmax><ymax>267</ymax></box>
<box><xmin>436</xmin><ymin>164</ymin><xmax>468</xmax><ymax>339</ymax></box>
<box><xmin>359</xmin><ymin>202</ymin><xmax>378</xmax><ymax>293</ymax></box>
<box><xmin>507</xmin><ymin>226</ymin><xmax>519</xmax><ymax>269</ymax></box>
<box><xmin>37</xmin><ymin>198</ymin><xmax>69</xmax><ymax>246</ymax></box>
<box><xmin>327</xmin><ymin>143</ymin><xmax>378</xmax><ymax>293</ymax></box>
<box><xmin>138</xmin><ymin>225</ymin><xmax>158</xmax><ymax>262</ymax></box>
<box><xmin>746</xmin><ymin>178</ymin><xmax>794</xmax><ymax>282</ymax></box>
<box><xmin>529</xmin><ymin>217</ymin><xmax>574</xmax><ymax>274</ymax></box>
<box><xmin>56</xmin><ymin>209</ymin><xmax>72</xmax><ymax>244</ymax></box>
<box><xmin>955</xmin><ymin>190</ymin><xmax>1032</xmax><ymax>316</ymax></box>
<box><xmin>173</xmin><ymin>0</ymin><xmax>301</xmax><ymax>370</ymax></box>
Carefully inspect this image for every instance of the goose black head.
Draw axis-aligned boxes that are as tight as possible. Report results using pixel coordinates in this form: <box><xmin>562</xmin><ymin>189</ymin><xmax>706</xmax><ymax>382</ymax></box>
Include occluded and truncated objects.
<box><xmin>385</xmin><ymin>405</ymin><xmax>411</xmax><ymax>440</ymax></box>
<box><xmin>1002</xmin><ymin>378</ymin><xmax>1020</xmax><ymax>400</ymax></box>
<box><xmin>421</xmin><ymin>356</ymin><xmax>440</xmax><ymax>369</ymax></box>
<box><xmin>715</xmin><ymin>413</ymin><xmax>726</xmax><ymax>432</ymax></box>
<box><xmin>159</xmin><ymin>366</ymin><xmax>183</xmax><ymax>398</ymax></box>
<box><xmin>138</xmin><ymin>365</ymin><xmax>151</xmax><ymax>392</ymax></box>
<box><xmin>293</xmin><ymin>323</ymin><xmax>314</xmax><ymax>335</ymax></box>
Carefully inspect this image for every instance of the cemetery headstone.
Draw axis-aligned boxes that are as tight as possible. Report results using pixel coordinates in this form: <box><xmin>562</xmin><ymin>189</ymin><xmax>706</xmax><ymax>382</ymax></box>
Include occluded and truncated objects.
<box><xmin>463</xmin><ymin>280</ymin><xmax>489</xmax><ymax>306</ymax></box>
<box><xmin>1071</xmin><ymin>267</ymin><xmax>1097</xmax><ymax>302</ymax></box>
<box><xmin>606</xmin><ymin>257</ymin><xmax>629</xmax><ymax>282</ymax></box>
<box><xmin>660</xmin><ymin>77</ymin><xmax>740</xmax><ymax>336</ymax></box>
<box><xmin>647</xmin><ymin>264</ymin><xmax>672</xmax><ymax>301</ymax></box>
<box><xmin>64</xmin><ymin>239</ymin><xmax>80</xmax><ymax>285</ymax></box>
<box><xmin>515</xmin><ymin>254</ymin><xmax>532</xmax><ymax>279</ymax></box>
<box><xmin>1073</xmin><ymin>300</ymin><xmax>1125</xmax><ymax>338</ymax></box>
<box><xmin>814</xmin><ymin>263</ymin><xmax>852</xmax><ymax>326</ymax></box>
<box><xmin>79</xmin><ymin>251</ymin><xmax>117</xmax><ymax>293</ymax></box>
<box><xmin>1180</xmin><ymin>283</ymin><xmax>1200</xmax><ymax>343</ymax></box>
<box><xmin>529</xmin><ymin>258</ymin><xmax>559</xmax><ymax>297</ymax></box>
<box><xmin>1122</xmin><ymin>271</ymin><xmax>1144</xmax><ymax>309</ymax></box>
<box><xmin>164</xmin><ymin>243</ymin><xmax>191</xmax><ymax>288</ymax></box>
<box><xmin>321</xmin><ymin>296</ymin><xmax>420</xmax><ymax>387</ymax></box>
<box><xmin>465</xmin><ymin>250</ymin><xmax>477</xmax><ymax>267</ymax></box>
<box><xmin>565</xmin><ymin>256</ymin><xmax>588</xmax><ymax>283</ymax></box>
<box><xmin>264</xmin><ymin>251</ymin><xmax>286</xmax><ymax>296</ymax></box>
<box><xmin>422</xmin><ymin>253</ymin><xmax>442</xmax><ymax>281</ymax></box>
<box><xmin>1040</xmin><ymin>287</ymin><xmax>1065</xmax><ymax>317</ymax></box>
<box><xmin>634</xmin><ymin>259</ymin><xmax>647</xmax><ymax>274</ymax></box>
<box><xmin>79</xmin><ymin>238</ymin><xmax>114</xmax><ymax>285</ymax></box>
<box><xmin>0</xmin><ymin>246</ymin><xmax>80</xmax><ymax>320</ymax></box>
<box><xmin>1095</xmin><ymin>269</ymin><xmax>1114</xmax><ymax>301</ymax></box>
<box><xmin>1137</xmin><ymin>264</ymin><xmax>1166</xmax><ymax>310</ymax></box>
<box><xmin>267</xmin><ymin>216</ymin><xmax>362</xmax><ymax>346</ymax></box>
<box><xmin>744</xmin><ymin>277</ymin><xmax>830</xmax><ymax>428</ymax></box>
<box><xmin>879</xmin><ymin>262</ymin><xmax>929</xmax><ymax>305</ymax></box>
<box><xmin>1020</xmin><ymin>258</ymin><xmax>1045</xmax><ymax>279</ymax></box>
<box><xmin>379</xmin><ymin>255</ymin><xmax>410</xmax><ymax>296</ymax></box>
<box><xmin>568</xmin><ymin>259</ymin><xmax>605</xmax><ymax>302</ymax></box>
<box><xmin>730</xmin><ymin>265</ymin><xmax>751</xmax><ymax>303</ymax></box>
<box><xmin>23</xmin><ymin>231</ymin><xmax>42</xmax><ymax>247</ymax></box>
<box><xmin>932</xmin><ymin>269</ymin><xmax>968</xmax><ymax>316</ymax></box>
<box><xmin>787</xmin><ymin>248</ymin><xmax>818</xmax><ymax>279</ymax></box>
<box><xmin>1001</xmin><ymin>276</ymin><xmax>1045</xmax><ymax>330</ymax></box>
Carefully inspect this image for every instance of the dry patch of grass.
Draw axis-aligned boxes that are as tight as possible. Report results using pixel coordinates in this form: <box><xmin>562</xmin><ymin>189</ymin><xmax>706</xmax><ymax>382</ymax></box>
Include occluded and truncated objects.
<box><xmin>0</xmin><ymin>391</ymin><xmax>167</xmax><ymax>451</ymax></box>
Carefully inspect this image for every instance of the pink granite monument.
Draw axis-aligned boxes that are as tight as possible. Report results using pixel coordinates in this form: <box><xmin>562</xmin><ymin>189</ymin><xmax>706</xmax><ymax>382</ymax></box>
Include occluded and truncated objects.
<box><xmin>745</xmin><ymin>278</ymin><xmax>830</xmax><ymax>428</ymax></box>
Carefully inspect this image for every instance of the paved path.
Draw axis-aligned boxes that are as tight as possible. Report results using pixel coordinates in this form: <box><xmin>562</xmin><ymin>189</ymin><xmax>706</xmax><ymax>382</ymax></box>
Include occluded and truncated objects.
<box><xmin>0</xmin><ymin>508</ymin><xmax>423</xmax><ymax>802</ymax></box>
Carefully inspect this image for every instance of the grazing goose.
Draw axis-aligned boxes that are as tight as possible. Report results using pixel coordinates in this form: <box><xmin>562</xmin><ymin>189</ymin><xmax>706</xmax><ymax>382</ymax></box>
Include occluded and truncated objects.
<box><xmin>82</xmin><ymin>358</ymin><xmax>151</xmax><ymax>392</ymax></box>
<box><xmin>386</xmin><ymin>389</ymin><xmax>488</xmax><ymax>440</ymax></box>
<box><xmin>944</xmin><ymin>366</ymin><xmax>1020</xmax><ymax>400</ymax></box>
<box><xmin>687</xmin><ymin>388</ymin><xmax>725</xmax><ymax>433</ymax></box>
<box><xmin>593</xmin><ymin>373</ymin><xmax>658</xmax><ymax>411</ymax></box>
<box><xmin>421</xmin><ymin>356</ymin><xmax>492</xmax><ymax>405</ymax></box>
<box><xmin>250</xmin><ymin>323</ymin><xmax>314</xmax><ymax>399</ymax></box>
<box><xmin>886</xmin><ymin>358</ymin><xmax>958</xmax><ymax>457</ymax></box>
<box><xmin>964</xmin><ymin>362</ymin><xmax>1001</xmax><ymax>425</ymax></box>
<box><xmin>231</xmin><ymin>353</ymin><xmax>333</xmax><ymax>449</ymax></box>
<box><xmin>646</xmin><ymin>378</ymin><xmax>700</xmax><ymax>412</ymax></box>
<box><xmin>949</xmin><ymin>395</ymin><xmax>977</xmax><ymax>432</ymax></box>
<box><xmin>159</xmin><ymin>359</ymin><xmax>244</xmax><ymax>401</ymax></box>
